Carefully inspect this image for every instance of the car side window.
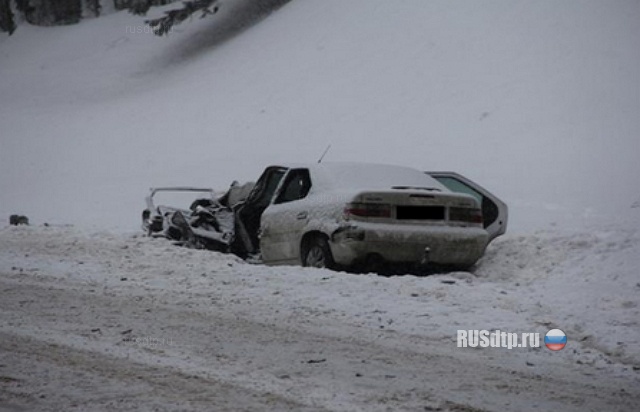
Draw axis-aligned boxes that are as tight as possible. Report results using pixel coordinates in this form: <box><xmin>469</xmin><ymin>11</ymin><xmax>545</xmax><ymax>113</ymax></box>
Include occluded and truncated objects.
<box><xmin>275</xmin><ymin>169</ymin><xmax>312</xmax><ymax>204</ymax></box>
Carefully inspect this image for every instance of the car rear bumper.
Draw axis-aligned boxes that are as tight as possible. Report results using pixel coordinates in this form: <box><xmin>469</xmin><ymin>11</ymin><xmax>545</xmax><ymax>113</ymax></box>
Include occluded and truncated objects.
<box><xmin>330</xmin><ymin>223</ymin><xmax>488</xmax><ymax>268</ymax></box>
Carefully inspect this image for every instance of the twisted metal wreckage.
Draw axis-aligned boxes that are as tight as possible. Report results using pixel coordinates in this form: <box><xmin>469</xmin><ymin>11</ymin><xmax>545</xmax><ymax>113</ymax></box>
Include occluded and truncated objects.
<box><xmin>142</xmin><ymin>181</ymin><xmax>258</xmax><ymax>258</ymax></box>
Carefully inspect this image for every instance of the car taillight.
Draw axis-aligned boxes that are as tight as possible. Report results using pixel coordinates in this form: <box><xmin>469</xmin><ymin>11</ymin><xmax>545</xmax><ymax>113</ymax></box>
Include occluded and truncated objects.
<box><xmin>344</xmin><ymin>203</ymin><xmax>391</xmax><ymax>219</ymax></box>
<box><xmin>449</xmin><ymin>207</ymin><xmax>483</xmax><ymax>224</ymax></box>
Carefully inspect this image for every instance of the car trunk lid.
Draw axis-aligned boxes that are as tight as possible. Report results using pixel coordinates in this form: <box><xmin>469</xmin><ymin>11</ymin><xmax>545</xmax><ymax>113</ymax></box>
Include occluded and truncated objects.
<box><xmin>344</xmin><ymin>190</ymin><xmax>482</xmax><ymax>226</ymax></box>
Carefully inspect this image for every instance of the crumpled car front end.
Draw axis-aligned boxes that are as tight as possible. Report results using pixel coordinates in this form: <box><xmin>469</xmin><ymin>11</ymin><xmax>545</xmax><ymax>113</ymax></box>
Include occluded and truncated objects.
<box><xmin>141</xmin><ymin>187</ymin><xmax>235</xmax><ymax>252</ymax></box>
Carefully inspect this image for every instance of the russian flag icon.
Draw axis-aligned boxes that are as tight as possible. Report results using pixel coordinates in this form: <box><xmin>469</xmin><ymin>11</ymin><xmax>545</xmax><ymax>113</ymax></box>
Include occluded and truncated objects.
<box><xmin>545</xmin><ymin>329</ymin><xmax>567</xmax><ymax>351</ymax></box>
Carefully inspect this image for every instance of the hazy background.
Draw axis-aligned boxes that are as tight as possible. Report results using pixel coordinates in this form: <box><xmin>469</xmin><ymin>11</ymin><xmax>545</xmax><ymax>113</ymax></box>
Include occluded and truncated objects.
<box><xmin>1</xmin><ymin>0</ymin><xmax>639</xmax><ymax>232</ymax></box>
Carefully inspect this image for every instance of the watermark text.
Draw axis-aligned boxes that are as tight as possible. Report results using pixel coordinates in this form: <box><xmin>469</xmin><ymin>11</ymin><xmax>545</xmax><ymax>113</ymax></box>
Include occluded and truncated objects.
<box><xmin>457</xmin><ymin>330</ymin><xmax>540</xmax><ymax>349</ymax></box>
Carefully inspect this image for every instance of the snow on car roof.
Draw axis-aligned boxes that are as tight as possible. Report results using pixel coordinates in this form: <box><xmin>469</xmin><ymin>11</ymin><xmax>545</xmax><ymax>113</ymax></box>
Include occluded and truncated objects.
<box><xmin>282</xmin><ymin>162</ymin><xmax>448</xmax><ymax>192</ymax></box>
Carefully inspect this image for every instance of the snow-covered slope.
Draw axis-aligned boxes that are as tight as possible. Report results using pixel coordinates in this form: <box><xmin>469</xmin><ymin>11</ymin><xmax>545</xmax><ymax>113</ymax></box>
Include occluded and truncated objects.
<box><xmin>1</xmin><ymin>0</ymin><xmax>639</xmax><ymax>232</ymax></box>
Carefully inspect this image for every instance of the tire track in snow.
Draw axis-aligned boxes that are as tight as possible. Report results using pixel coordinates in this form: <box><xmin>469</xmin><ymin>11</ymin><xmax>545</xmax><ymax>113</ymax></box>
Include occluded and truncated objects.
<box><xmin>1</xmin><ymin>274</ymin><xmax>638</xmax><ymax>411</ymax></box>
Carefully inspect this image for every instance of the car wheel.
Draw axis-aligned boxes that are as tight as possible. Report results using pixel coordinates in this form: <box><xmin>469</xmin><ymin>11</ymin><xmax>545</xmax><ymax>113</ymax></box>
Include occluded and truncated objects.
<box><xmin>303</xmin><ymin>236</ymin><xmax>335</xmax><ymax>270</ymax></box>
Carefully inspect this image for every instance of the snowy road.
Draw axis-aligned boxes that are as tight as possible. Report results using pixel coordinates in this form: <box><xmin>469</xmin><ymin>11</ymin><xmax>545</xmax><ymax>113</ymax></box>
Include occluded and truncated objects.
<box><xmin>1</xmin><ymin>226</ymin><xmax>639</xmax><ymax>411</ymax></box>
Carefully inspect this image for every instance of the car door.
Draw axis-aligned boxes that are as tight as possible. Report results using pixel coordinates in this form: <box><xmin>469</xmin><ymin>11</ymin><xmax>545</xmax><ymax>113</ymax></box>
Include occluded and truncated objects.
<box><xmin>260</xmin><ymin>168</ymin><xmax>312</xmax><ymax>264</ymax></box>
<box><xmin>426</xmin><ymin>172</ymin><xmax>508</xmax><ymax>242</ymax></box>
<box><xmin>235</xmin><ymin>166</ymin><xmax>287</xmax><ymax>254</ymax></box>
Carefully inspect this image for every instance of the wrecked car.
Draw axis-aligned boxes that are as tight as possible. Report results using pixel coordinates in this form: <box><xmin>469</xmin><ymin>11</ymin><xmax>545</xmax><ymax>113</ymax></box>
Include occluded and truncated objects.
<box><xmin>142</xmin><ymin>163</ymin><xmax>507</xmax><ymax>272</ymax></box>
<box><xmin>142</xmin><ymin>186</ymin><xmax>240</xmax><ymax>252</ymax></box>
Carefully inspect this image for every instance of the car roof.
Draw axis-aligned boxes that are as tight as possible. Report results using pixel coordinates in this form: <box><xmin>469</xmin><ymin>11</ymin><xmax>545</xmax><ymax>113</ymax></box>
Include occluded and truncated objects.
<box><xmin>272</xmin><ymin>162</ymin><xmax>448</xmax><ymax>192</ymax></box>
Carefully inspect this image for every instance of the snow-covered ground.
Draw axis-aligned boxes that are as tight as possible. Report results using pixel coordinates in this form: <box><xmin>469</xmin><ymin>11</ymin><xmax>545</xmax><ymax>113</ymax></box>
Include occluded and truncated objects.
<box><xmin>1</xmin><ymin>0</ymin><xmax>640</xmax><ymax>410</ymax></box>
<box><xmin>0</xmin><ymin>225</ymin><xmax>639</xmax><ymax>411</ymax></box>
